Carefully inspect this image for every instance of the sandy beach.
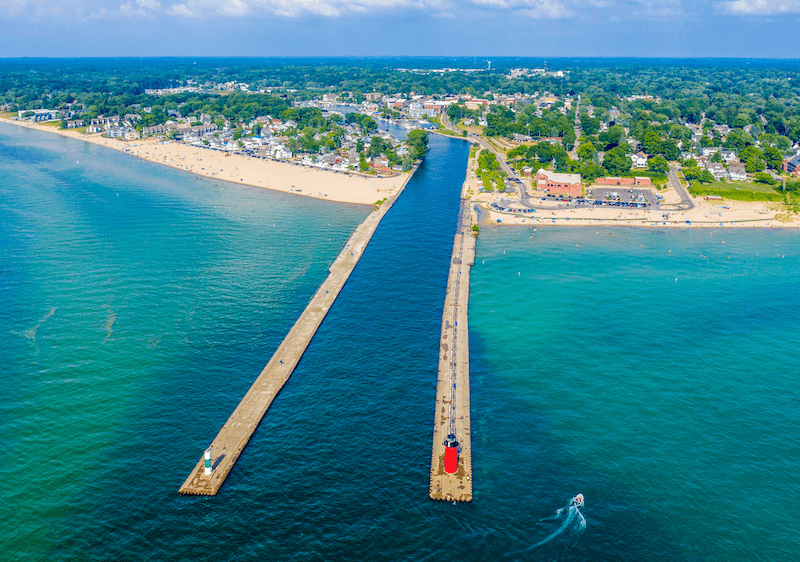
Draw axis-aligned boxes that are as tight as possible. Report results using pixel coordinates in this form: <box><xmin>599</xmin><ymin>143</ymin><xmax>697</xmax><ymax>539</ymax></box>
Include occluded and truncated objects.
<box><xmin>460</xmin><ymin>148</ymin><xmax>800</xmax><ymax>229</ymax></box>
<box><xmin>478</xmin><ymin>199</ymin><xmax>799</xmax><ymax>228</ymax></box>
<box><xmin>0</xmin><ymin>117</ymin><xmax>409</xmax><ymax>206</ymax></box>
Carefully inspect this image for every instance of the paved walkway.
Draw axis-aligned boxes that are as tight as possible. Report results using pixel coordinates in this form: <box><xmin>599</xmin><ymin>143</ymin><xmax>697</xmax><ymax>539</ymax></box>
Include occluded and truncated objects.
<box><xmin>429</xmin><ymin>202</ymin><xmax>475</xmax><ymax>503</ymax></box>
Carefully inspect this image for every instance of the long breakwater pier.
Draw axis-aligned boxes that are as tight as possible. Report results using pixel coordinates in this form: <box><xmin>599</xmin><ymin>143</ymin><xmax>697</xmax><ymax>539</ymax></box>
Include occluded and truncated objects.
<box><xmin>429</xmin><ymin>201</ymin><xmax>476</xmax><ymax>502</ymax></box>
<box><xmin>180</xmin><ymin>179</ymin><xmax>410</xmax><ymax>496</ymax></box>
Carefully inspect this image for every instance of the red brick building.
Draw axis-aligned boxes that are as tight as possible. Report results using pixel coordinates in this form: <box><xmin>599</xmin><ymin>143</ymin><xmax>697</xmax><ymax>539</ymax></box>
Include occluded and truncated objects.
<box><xmin>536</xmin><ymin>169</ymin><xmax>582</xmax><ymax>197</ymax></box>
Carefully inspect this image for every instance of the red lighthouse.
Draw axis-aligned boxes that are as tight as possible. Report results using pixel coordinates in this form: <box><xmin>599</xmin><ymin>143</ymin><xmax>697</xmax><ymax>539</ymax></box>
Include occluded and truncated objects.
<box><xmin>444</xmin><ymin>433</ymin><xmax>459</xmax><ymax>474</ymax></box>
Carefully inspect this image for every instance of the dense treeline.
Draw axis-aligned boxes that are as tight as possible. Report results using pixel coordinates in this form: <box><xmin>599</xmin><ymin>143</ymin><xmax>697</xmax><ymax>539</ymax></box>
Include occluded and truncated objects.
<box><xmin>4</xmin><ymin>58</ymin><xmax>800</xmax><ymax>144</ymax></box>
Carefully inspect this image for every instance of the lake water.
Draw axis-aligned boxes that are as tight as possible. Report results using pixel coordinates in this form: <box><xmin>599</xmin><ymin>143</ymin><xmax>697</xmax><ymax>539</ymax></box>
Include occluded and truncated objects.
<box><xmin>2</xmin><ymin>123</ymin><xmax>798</xmax><ymax>561</ymax></box>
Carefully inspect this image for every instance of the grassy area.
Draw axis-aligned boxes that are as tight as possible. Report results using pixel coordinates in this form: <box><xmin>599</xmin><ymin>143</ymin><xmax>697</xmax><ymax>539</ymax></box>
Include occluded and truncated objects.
<box><xmin>487</xmin><ymin>139</ymin><xmax>506</xmax><ymax>154</ymax></box>
<box><xmin>707</xmin><ymin>181</ymin><xmax>778</xmax><ymax>193</ymax></box>
<box><xmin>39</xmin><ymin>121</ymin><xmax>62</xmax><ymax>128</ymax></box>
<box><xmin>469</xmin><ymin>145</ymin><xmax>479</xmax><ymax>159</ymax></box>
<box><xmin>774</xmin><ymin>193</ymin><xmax>800</xmax><ymax>222</ymax></box>
<box><xmin>429</xmin><ymin>116</ymin><xmax>460</xmax><ymax>137</ymax></box>
<box><xmin>689</xmin><ymin>181</ymin><xmax>784</xmax><ymax>202</ymax></box>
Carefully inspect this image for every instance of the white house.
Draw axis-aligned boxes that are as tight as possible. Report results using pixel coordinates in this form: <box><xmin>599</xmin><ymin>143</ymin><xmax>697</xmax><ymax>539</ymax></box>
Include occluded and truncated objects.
<box><xmin>272</xmin><ymin>145</ymin><xmax>293</xmax><ymax>159</ymax></box>
<box><xmin>629</xmin><ymin>152</ymin><xmax>648</xmax><ymax>169</ymax></box>
<box><xmin>706</xmin><ymin>162</ymin><xmax>727</xmax><ymax>181</ymax></box>
<box><xmin>728</xmin><ymin>165</ymin><xmax>746</xmax><ymax>182</ymax></box>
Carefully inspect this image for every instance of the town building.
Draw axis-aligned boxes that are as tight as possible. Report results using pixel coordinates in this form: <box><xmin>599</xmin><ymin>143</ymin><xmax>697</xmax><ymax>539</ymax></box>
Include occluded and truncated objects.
<box><xmin>594</xmin><ymin>177</ymin><xmax>652</xmax><ymax>187</ymax></box>
<box><xmin>536</xmin><ymin>169</ymin><xmax>582</xmax><ymax>197</ymax></box>
<box><xmin>18</xmin><ymin>109</ymin><xmax>61</xmax><ymax>122</ymax></box>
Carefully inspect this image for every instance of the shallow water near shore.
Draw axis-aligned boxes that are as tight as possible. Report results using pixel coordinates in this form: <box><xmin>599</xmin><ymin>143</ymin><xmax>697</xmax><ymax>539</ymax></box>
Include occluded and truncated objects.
<box><xmin>2</xmin><ymin>122</ymin><xmax>799</xmax><ymax>561</ymax></box>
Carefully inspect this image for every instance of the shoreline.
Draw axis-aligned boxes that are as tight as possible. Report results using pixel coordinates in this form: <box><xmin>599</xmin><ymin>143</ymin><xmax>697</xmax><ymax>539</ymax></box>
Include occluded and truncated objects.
<box><xmin>0</xmin><ymin>117</ymin><xmax>409</xmax><ymax>206</ymax></box>
<box><xmin>463</xmin><ymin>165</ymin><xmax>799</xmax><ymax>231</ymax></box>
<box><xmin>453</xmin><ymin>128</ymin><xmax>800</xmax><ymax>229</ymax></box>
<box><xmin>477</xmin><ymin>202</ymin><xmax>799</xmax><ymax>228</ymax></box>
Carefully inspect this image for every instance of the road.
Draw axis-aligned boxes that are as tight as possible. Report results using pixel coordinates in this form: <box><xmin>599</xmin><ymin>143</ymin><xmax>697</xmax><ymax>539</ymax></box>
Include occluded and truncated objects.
<box><xmin>667</xmin><ymin>165</ymin><xmax>695</xmax><ymax>210</ymax></box>
<box><xmin>444</xmin><ymin>110</ymin><xmax>536</xmax><ymax>206</ymax></box>
<box><xmin>571</xmin><ymin>95</ymin><xmax>581</xmax><ymax>160</ymax></box>
<box><xmin>440</xmin><ymin>111</ymin><xmax>529</xmax><ymax>201</ymax></box>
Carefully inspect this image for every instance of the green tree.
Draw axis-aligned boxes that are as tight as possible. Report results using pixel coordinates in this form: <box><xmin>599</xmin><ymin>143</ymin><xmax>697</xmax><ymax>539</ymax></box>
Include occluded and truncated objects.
<box><xmin>762</xmin><ymin>147</ymin><xmax>783</xmax><ymax>171</ymax></box>
<box><xmin>368</xmin><ymin>136</ymin><xmax>387</xmax><ymax>157</ymax></box>
<box><xmin>746</xmin><ymin>157</ymin><xmax>765</xmax><ymax>173</ymax></box>
<box><xmin>598</xmin><ymin>125</ymin><xmax>625</xmax><ymax>149</ymax></box>
<box><xmin>580</xmin><ymin>114</ymin><xmax>600</xmax><ymax>135</ymax></box>
<box><xmin>536</xmin><ymin>141</ymin><xmax>554</xmax><ymax>162</ymax></box>
<box><xmin>684</xmin><ymin>167</ymin><xmax>715</xmax><ymax>184</ymax></box>
<box><xmin>562</xmin><ymin>129</ymin><xmax>577</xmax><ymax>151</ymax></box>
<box><xmin>648</xmin><ymin>155</ymin><xmax>669</xmax><ymax>174</ymax></box>
<box><xmin>642</xmin><ymin>131</ymin><xmax>662</xmax><ymax>155</ymax></box>
<box><xmin>603</xmin><ymin>147</ymin><xmax>632</xmax><ymax>176</ymax></box>
<box><xmin>577</xmin><ymin>141</ymin><xmax>595</xmax><ymax>162</ymax></box>
<box><xmin>406</xmin><ymin>129</ymin><xmax>429</xmax><ymax>160</ymax></box>
<box><xmin>775</xmin><ymin>136</ymin><xmax>792</xmax><ymax>151</ymax></box>
<box><xmin>580</xmin><ymin>161</ymin><xmax>607</xmax><ymax>182</ymax></box>
<box><xmin>753</xmin><ymin>172</ymin><xmax>776</xmax><ymax>185</ymax></box>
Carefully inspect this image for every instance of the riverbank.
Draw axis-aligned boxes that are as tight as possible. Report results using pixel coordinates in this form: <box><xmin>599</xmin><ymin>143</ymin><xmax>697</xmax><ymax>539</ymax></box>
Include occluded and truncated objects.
<box><xmin>0</xmin><ymin>117</ymin><xmax>408</xmax><ymax>205</ymax></box>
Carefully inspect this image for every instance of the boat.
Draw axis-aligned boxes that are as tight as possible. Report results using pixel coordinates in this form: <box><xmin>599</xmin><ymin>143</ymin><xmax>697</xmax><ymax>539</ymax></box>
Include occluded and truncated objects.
<box><xmin>570</xmin><ymin>494</ymin><xmax>584</xmax><ymax>508</ymax></box>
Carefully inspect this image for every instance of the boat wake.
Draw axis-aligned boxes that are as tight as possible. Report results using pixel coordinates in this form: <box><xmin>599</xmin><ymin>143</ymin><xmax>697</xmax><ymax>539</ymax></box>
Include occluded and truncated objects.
<box><xmin>505</xmin><ymin>494</ymin><xmax>586</xmax><ymax>560</ymax></box>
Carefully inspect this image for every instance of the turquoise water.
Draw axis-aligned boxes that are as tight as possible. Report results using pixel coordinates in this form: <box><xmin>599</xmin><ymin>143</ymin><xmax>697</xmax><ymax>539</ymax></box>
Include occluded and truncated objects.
<box><xmin>0</xmin><ymin>123</ymin><xmax>370</xmax><ymax>559</ymax></box>
<box><xmin>469</xmin><ymin>226</ymin><xmax>800</xmax><ymax>560</ymax></box>
<box><xmin>2</xmin><ymin>123</ymin><xmax>799</xmax><ymax>561</ymax></box>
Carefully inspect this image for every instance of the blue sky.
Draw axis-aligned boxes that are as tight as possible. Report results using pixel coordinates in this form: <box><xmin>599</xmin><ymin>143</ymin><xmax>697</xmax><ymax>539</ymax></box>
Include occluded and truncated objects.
<box><xmin>1</xmin><ymin>0</ymin><xmax>798</xmax><ymax>58</ymax></box>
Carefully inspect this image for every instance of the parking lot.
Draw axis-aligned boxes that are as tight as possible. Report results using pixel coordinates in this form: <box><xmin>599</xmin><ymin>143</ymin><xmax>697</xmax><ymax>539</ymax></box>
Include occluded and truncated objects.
<box><xmin>589</xmin><ymin>188</ymin><xmax>659</xmax><ymax>206</ymax></box>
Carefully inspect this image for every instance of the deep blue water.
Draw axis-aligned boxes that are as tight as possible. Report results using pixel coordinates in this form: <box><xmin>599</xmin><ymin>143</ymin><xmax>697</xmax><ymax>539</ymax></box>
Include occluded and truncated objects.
<box><xmin>2</xmin><ymin>123</ymin><xmax>799</xmax><ymax>561</ymax></box>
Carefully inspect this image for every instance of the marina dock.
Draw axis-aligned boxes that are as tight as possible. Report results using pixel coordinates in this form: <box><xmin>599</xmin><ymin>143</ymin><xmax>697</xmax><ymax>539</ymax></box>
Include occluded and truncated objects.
<box><xmin>429</xmin><ymin>201</ymin><xmax>475</xmax><ymax>502</ymax></box>
<box><xmin>180</xmin><ymin>180</ymin><xmax>410</xmax><ymax>496</ymax></box>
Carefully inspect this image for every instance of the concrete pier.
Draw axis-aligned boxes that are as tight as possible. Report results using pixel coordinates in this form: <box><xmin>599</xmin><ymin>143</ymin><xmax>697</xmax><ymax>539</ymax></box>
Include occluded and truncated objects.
<box><xmin>180</xmin><ymin>178</ymin><xmax>412</xmax><ymax>496</ymax></box>
<box><xmin>429</xmin><ymin>201</ymin><xmax>475</xmax><ymax>502</ymax></box>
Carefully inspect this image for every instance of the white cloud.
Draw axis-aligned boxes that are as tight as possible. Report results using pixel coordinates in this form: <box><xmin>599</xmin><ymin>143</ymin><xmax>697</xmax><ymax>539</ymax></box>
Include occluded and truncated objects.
<box><xmin>0</xmin><ymin>0</ymin><xmax>686</xmax><ymax>20</ymax></box>
<box><xmin>243</xmin><ymin>0</ymin><xmax>448</xmax><ymax>18</ymax></box>
<box><xmin>470</xmin><ymin>0</ymin><xmax>571</xmax><ymax>17</ymax></box>
<box><xmin>166</xmin><ymin>1</ymin><xmax>201</xmax><ymax>17</ymax></box>
<box><xmin>219</xmin><ymin>0</ymin><xmax>248</xmax><ymax>16</ymax></box>
<box><xmin>591</xmin><ymin>0</ymin><xmax>681</xmax><ymax>17</ymax></box>
<box><xmin>716</xmin><ymin>0</ymin><xmax>800</xmax><ymax>14</ymax></box>
<box><xmin>117</xmin><ymin>0</ymin><xmax>160</xmax><ymax>16</ymax></box>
